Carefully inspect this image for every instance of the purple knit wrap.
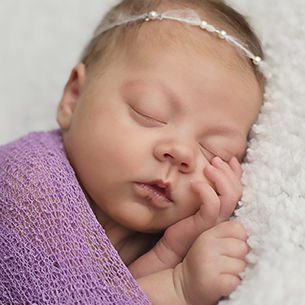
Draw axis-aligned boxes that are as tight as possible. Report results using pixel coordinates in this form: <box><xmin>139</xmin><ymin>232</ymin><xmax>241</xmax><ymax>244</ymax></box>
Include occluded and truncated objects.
<box><xmin>0</xmin><ymin>130</ymin><xmax>151</xmax><ymax>305</ymax></box>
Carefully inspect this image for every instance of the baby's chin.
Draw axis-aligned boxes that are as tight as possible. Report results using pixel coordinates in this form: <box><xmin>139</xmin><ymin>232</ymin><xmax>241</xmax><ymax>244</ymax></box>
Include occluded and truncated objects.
<box><xmin>118</xmin><ymin>217</ymin><xmax>167</xmax><ymax>234</ymax></box>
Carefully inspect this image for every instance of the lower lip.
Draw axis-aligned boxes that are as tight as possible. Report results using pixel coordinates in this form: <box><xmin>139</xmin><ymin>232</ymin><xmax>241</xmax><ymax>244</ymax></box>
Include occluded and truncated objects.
<box><xmin>134</xmin><ymin>183</ymin><xmax>173</xmax><ymax>209</ymax></box>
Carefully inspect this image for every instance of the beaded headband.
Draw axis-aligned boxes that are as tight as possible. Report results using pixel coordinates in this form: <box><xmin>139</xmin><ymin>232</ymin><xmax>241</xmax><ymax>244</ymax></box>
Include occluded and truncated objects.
<box><xmin>94</xmin><ymin>9</ymin><xmax>263</xmax><ymax>66</ymax></box>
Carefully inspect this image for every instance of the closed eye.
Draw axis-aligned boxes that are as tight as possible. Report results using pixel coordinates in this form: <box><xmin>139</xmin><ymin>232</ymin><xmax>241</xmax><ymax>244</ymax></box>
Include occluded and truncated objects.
<box><xmin>199</xmin><ymin>144</ymin><xmax>232</xmax><ymax>162</ymax></box>
<box><xmin>199</xmin><ymin>144</ymin><xmax>215</xmax><ymax>161</ymax></box>
<box><xmin>129</xmin><ymin>105</ymin><xmax>167</xmax><ymax>126</ymax></box>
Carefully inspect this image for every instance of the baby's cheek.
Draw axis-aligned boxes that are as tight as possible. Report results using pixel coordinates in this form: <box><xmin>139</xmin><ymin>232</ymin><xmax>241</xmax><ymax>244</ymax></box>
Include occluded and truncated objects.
<box><xmin>192</xmin><ymin>158</ymin><xmax>213</xmax><ymax>186</ymax></box>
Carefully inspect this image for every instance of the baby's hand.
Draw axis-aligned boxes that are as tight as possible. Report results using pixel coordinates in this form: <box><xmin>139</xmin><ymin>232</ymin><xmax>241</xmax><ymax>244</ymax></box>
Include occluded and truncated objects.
<box><xmin>153</xmin><ymin>156</ymin><xmax>243</xmax><ymax>267</ymax></box>
<box><xmin>175</xmin><ymin>221</ymin><xmax>248</xmax><ymax>305</ymax></box>
<box><xmin>129</xmin><ymin>157</ymin><xmax>242</xmax><ymax>278</ymax></box>
<box><xmin>199</xmin><ymin>156</ymin><xmax>243</xmax><ymax>223</ymax></box>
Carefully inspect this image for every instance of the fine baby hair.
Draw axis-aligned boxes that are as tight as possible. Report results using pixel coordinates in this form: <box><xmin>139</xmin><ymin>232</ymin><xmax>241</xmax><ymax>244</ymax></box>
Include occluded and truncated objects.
<box><xmin>81</xmin><ymin>0</ymin><xmax>265</xmax><ymax>80</ymax></box>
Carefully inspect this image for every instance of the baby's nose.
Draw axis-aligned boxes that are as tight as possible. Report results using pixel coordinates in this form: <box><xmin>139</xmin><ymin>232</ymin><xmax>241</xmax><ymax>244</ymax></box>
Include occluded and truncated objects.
<box><xmin>154</xmin><ymin>141</ymin><xmax>196</xmax><ymax>173</ymax></box>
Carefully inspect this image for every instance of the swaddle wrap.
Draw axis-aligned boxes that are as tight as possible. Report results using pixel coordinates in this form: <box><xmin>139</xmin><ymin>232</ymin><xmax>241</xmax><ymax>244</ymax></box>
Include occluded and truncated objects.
<box><xmin>0</xmin><ymin>130</ymin><xmax>151</xmax><ymax>305</ymax></box>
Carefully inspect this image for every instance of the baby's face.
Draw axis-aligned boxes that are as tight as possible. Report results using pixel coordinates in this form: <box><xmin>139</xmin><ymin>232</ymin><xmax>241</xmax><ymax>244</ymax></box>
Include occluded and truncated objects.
<box><xmin>58</xmin><ymin>31</ymin><xmax>262</xmax><ymax>233</ymax></box>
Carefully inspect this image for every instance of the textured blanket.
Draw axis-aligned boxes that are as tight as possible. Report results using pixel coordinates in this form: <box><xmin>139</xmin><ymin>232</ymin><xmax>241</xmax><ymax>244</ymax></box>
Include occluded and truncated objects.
<box><xmin>221</xmin><ymin>0</ymin><xmax>305</xmax><ymax>304</ymax></box>
<box><xmin>0</xmin><ymin>130</ymin><xmax>151</xmax><ymax>305</ymax></box>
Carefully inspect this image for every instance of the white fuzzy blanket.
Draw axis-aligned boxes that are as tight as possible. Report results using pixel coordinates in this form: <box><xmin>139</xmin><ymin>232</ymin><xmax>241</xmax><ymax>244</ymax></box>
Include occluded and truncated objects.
<box><xmin>1</xmin><ymin>1</ymin><xmax>304</xmax><ymax>304</ymax></box>
<box><xmin>223</xmin><ymin>0</ymin><xmax>305</xmax><ymax>304</ymax></box>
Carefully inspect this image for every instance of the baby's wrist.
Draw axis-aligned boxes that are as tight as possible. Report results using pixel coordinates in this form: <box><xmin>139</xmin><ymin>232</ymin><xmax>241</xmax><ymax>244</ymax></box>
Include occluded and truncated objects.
<box><xmin>173</xmin><ymin>263</ymin><xmax>189</xmax><ymax>305</ymax></box>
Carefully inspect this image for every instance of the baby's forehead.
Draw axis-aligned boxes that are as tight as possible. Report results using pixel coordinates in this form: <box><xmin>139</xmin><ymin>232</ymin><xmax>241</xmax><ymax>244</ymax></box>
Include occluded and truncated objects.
<box><xmin>122</xmin><ymin>20</ymin><xmax>252</xmax><ymax>76</ymax></box>
<box><xmin>87</xmin><ymin>7</ymin><xmax>263</xmax><ymax>93</ymax></box>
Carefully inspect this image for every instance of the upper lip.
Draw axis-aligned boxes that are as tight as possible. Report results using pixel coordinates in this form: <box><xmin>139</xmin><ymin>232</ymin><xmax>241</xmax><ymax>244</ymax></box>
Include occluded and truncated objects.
<box><xmin>146</xmin><ymin>179</ymin><xmax>172</xmax><ymax>202</ymax></box>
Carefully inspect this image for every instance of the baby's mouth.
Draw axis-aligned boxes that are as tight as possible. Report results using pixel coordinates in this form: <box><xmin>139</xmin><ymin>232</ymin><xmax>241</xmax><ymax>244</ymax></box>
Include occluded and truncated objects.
<box><xmin>146</xmin><ymin>180</ymin><xmax>172</xmax><ymax>202</ymax></box>
<box><xmin>134</xmin><ymin>180</ymin><xmax>173</xmax><ymax>208</ymax></box>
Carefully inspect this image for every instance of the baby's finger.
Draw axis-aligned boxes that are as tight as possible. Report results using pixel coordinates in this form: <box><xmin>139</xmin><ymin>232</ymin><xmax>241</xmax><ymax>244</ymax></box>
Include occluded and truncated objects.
<box><xmin>205</xmin><ymin>162</ymin><xmax>242</xmax><ymax>220</ymax></box>
<box><xmin>217</xmin><ymin>274</ymin><xmax>241</xmax><ymax>297</ymax></box>
<box><xmin>191</xmin><ymin>181</ymin><xmax>221</xmax><ymax>229</ymax></box>
<box><xmin>211</xmin><ymin>157</ymin><xmax>242</xmax><ymax>185</ymax></box>
<box><xmin>218</xmin><ymin>256</ymin><xmax>247</xmax><ymax>276</ymax></box>
<box><xmin>204</xmin><ymin>163</ymin><xmax>241</xmax><ymax>202</ymax></box>
<box><xmin>204</xmin><ymin>165</ymin><xmax>240</xmax><ymax>220</ymax></box>
<box><xmin>209</xmin><ymin>221</ymin><xmax>248</xmax><ymax>241</ymax></box>
<box><xmin>229</xmin><ymin>156</ymin><xmax>243</xmax><ymax>179</ymax></box>
<box><xmin>217</xmin><ymin>238</ymin><xmax>249</xmax><ymax>259</ymax></box>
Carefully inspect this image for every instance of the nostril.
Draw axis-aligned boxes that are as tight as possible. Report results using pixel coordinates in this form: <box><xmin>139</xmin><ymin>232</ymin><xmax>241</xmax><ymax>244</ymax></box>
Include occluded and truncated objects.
<box><xmin>180</xmin><ymin>162</ymin><xmax>189</xmax><ymax>168</ymax></box>
<box><xmin>164</xmin><ymin>153</ymin><xmax>173</xmax><ymax>159</ymax></box>
<box><xmin>163</xmin><ymin>153</ymin><xmax>190</xmax><ymax>169</ymax></box>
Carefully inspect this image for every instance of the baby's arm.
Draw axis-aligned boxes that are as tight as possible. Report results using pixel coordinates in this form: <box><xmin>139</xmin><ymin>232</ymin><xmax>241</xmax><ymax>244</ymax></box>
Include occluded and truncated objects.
<box><xmin>129</xmin><ymin>157</ymin><xmax>242</xmax><ymax>278</ymax></box>
<box><xmin>137</xmin><ymin>221</ymin><xmax>248</xmax><ymax>305</ymax></box>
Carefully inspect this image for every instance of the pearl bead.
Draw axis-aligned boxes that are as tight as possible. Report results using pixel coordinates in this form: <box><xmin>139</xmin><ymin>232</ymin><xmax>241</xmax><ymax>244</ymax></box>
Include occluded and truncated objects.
<box><xmin>253</xmin><ymin>56</ymin><xmax>262</xmax><ymax>65</ymax></box>
<box><xmin>218</xmin><ymin>30</ymin><xmax>227</xmax><ymax>39</ymax></box>
<box><xmin>148</xmin><ymin>11</ymin><xmax>159</xmax><ymax>20</ymax></box>
<box><xmin>200</xmin><ymin>20</ymin><xmax>208</xmax><ymax>28</ymax></box>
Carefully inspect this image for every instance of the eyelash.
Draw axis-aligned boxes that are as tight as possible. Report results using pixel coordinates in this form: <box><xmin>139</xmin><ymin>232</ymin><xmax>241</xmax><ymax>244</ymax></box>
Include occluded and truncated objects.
<box><xmin>199</xmin><ymin>144</ymin><xmax>216</xmax><ymax>161</ymax></box>
<box><xmin>200</xmin><ymin>145</ymin><xmax>232</xmax><ymax>163</ymax></box>
<box><xmin>130</xmin><ymin>105</ymin><xmax>167</xmax><ymax>125</ymax></box>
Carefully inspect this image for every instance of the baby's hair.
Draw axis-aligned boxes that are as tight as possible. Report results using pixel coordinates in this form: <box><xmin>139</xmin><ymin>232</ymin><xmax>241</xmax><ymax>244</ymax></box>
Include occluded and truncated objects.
<box><xmin>80</xmin><ymin>0</ymin><xmax>264</xmax><ymax>82</ymax></box>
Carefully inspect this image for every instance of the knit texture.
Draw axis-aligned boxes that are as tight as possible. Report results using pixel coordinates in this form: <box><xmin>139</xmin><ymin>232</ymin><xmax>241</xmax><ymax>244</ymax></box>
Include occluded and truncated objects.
<box><xmin>0</xmin><ymin>130</ymin><xmax>151</xmax><ymax>305</ymax></box>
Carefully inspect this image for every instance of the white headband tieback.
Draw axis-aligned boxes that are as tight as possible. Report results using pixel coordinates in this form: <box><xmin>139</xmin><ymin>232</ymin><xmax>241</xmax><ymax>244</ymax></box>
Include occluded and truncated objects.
<box><xmin>94</xmin><ymin>9</ymin><xmax>263</xmax><ymax>66</ymax></box>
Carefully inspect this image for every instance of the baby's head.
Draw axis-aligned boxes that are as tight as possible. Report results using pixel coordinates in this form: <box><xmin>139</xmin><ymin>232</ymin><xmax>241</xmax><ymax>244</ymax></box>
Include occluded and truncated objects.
<box><xmin>57</xmin><ymin>0</ymin><xmax>264</xmax><ymax>233</ymax></box>
<box><xmin>82</xmin><ymin>0</ymin><xmax>264</xmax><ymax>81</ymax></box>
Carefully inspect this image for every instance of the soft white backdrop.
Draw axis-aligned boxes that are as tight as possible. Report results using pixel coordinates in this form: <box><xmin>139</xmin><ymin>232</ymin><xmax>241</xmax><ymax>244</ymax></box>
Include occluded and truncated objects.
<box><xmin>0</xmin><ymin>0</ymin><xmax>117</xmax><ymax>145</ymax></box>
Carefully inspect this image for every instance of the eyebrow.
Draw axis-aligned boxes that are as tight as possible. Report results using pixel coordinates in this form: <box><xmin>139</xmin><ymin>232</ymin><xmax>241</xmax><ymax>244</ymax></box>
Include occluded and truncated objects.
<box><xmin>122</xmin><ymin>78</ymin><xmax>180</xmax><ymax>105</ymax></box>
<box><xmin>206</xmin><ymin>125</ymin><xmax>245</xmax><ymax>139</ymax></box>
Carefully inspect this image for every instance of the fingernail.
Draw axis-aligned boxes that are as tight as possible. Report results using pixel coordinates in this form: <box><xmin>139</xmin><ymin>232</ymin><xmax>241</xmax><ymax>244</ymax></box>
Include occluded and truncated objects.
<box><xmin>213</xmin><ymin>156</ymin><xmax>223</xmax><ymax>164</ymax></box>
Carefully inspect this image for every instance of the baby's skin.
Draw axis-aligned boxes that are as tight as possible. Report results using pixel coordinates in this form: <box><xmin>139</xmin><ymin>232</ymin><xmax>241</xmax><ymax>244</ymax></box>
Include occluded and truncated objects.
<box><xmin>129</xmin><ymin>156</ymin><xmax>248</xmax><ymax>304</ymax></box>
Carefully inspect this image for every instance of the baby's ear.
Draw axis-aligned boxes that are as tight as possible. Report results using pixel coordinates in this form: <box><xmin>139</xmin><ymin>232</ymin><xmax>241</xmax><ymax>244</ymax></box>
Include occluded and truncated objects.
<box><xmin>57</xmin><ymin>63</ymin><xmax>86</xmax><ymax>131</ymax></box>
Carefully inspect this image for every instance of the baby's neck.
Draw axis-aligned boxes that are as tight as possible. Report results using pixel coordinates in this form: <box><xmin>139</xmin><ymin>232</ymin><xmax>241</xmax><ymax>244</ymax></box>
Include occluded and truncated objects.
<box><xmin>101</xmin><ymin>218</ymin><xmax>153</xmax><ymax>266</ymax></box>
<box><xmin>88</xmin><ymin>198</ymin><xmax>152</xmax><ymax>265</ymax></box>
